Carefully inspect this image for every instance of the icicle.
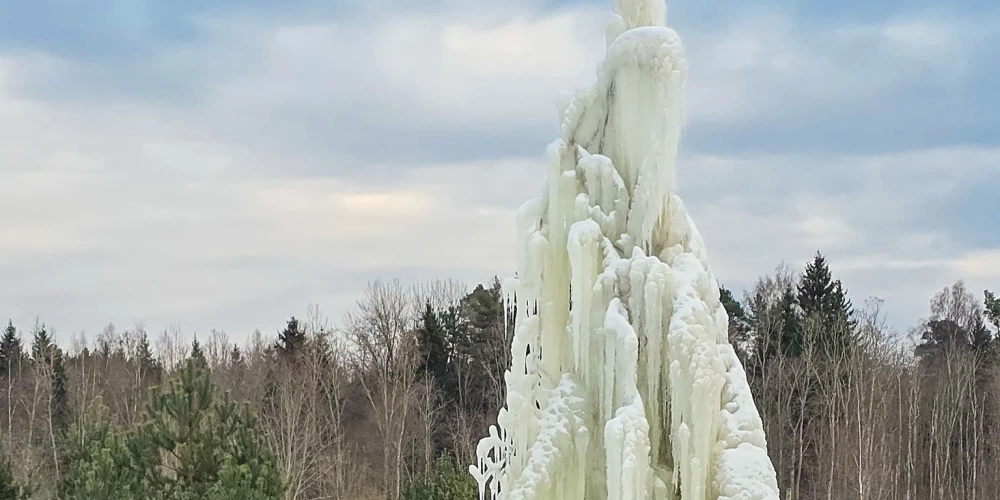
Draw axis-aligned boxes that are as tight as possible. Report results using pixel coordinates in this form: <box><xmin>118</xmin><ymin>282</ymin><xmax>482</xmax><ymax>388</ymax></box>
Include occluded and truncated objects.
<box><xmin>472</xmin><ymin>1</ymin><xmax>779</xmax><ymax>499</ymax></box>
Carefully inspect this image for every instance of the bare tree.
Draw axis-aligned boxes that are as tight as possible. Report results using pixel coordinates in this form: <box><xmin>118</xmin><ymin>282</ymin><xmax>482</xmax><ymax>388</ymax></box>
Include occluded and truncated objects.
<box><xmin>344</xmin><ymin>280</ymin><xmax>421</xmax><ymax>500</ymax></box>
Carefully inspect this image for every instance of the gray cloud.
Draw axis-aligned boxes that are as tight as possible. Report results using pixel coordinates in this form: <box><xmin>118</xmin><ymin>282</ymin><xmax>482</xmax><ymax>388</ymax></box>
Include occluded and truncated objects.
<box><xmin>0</xmin><ymin>2</ymin><xmax>997</xmax><ymax>343</ymax></box>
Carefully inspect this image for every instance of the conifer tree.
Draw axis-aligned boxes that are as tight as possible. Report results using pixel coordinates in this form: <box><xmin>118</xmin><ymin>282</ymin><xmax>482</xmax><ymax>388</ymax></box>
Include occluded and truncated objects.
<box><xmin>0</xmin><ymin>321</ymin><xmax>21</xmax><ymax>378</ymax></box>
<box><xmin>136</xmin><ymin>332</ymin><xmax>161</xmax><ymax>382</ymax></box>
<box><xmin>30</xmin><ymin>321</ymin><xmax>52</xmax><ymax>362</ymax></box>
<box><xmin>797</xmin><ymin>252</ymin><xmax>855</xmax><ymax>356</ymax></box>
<box><xmin>778</xmin><ymin>285</ymin><xmax>803</xmax><ymax>357</ymax></box>
<box><xmin>137</xmin><ymin>359</ymin><xmax>283</xmax><ymax>498</ymax></box>
<box><xmin>50</xmin><ymin>348</ymin><xmax>70</xmax><ymax>433</ymax></box>
<box><xmin>229</xmin><ymin>345</ymin><xmax>243</xmax><ymax>367</ymax></box>
<box><xmin>461</xmin><ymin>279</ymin><xmax>504</xmax><ymax>334</ymax></box>
<box><xmin>0</xmin><ymin>457</ymin><xmax>30</xmax><ymax>500</ymax></box>
<box><xmin>275</xmin><ymin>317</ymin><xmax>306</xmax><ymax>358</ymax></box>
<box><xmin>416</xmin><ymin>302</ymin><xmax>453</xmax><ymax>399</ymax></box>
<box><xmin>59</xmin><ymin>423</ymin><xmax>139</xmax><ymax>500</ymax></box>
<box><xmin>986</xmin><ymin>290</ymin><xmax>1000</xmax><ymax>334</ymax></box>
<box><xmin>60</xmin><ymin>359</ymin><xmax>284</xmax><ymax>499</ymax></box>
<box><xmin>29</xmin><ymin>322</ymin><xmax>70</xmax><ymax>433</ymax></box>
<box><xmin>720</xmin><ymin>286</ymin><xmax>751</xmax><ymax>361</ymax></box>
<box><xmin>190</xmin><ymin>335</ymin><xmax>206</xmax><ymax>365</ymax></box>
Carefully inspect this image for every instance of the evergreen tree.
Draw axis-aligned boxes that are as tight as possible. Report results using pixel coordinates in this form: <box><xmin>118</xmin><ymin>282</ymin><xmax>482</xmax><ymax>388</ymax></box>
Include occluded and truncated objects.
<box><xmin>778</xmin><ymin>285</ymin><xmax>804</xmax><ymax>357</ymax></box>
<box><xmin>403</xmin><ymin>454</ymin><xmax>476</xmax><ymax>500</ymax></box>
<box><xmin>459</xmin><ymin>279</ymin><xmax>508</xmax><ymax>414</ymax></box>
<box><xmin>796</xmin><ymin>252</ymin><xmax>855</xmax><ymax>356</ymax></box>
<box><xmin>30</xmin><ymin>321</ymin><xmax>52</xmax><ymax>362</ymax></box>
<box><xmin>190</xmin><ymin>335</ymin><xmax>206</xmax><ymax>364</ymax></box>
<box><xmin>461</xmin><ymin>279</ymin><xmax>504</xmax><ymax>334</ymax></box>
<box><xmin>0</xmin><ymin>457</ymin><xmax>29</xmax><ymax>500</ymax></box>
<box><xmin>0</xmin><ymin>321</ymin><xmax>21</xmax><ymax>377</ymax></box>
<box><xmin>986</xmin><ymin>290</ymin><xmax>1000</xmax><ymax>334</ymax></box>
<box><xmin>60</xmin><ymin>360</ymin><xmax>284</xmax><ymax>499</ymax></box>
<box><xmin>136</xmin><ymin>332</ymin><xmax>161</xmax><ymax>382</ymax></box>
<box><xmin>417</xmin><ymin>302</ymin><xmax>454</xmax><ymax>399</ymax></box>
<box><xmin>59</xmin><ymin>423</ymin><xmax>140</xmax><ymax>500</ymax></box>
<box><xmin>229</xmin><ymin>345</ymin><xmax>243</xmax><ymax>367</ymax></box>
<box><xmin>51</xmin><ymin>347</ymin><xmax>70</xmax><ymax>433</ymax></box>
<box><xmin>137</xmin><ymin>360</ymin><xmax>283</xmax><ymax>498</ymax></box>
<box><xmin>275</xmin><ymin>317</ymin><xmax>306</xmax><ymax>358</ymax></box>
<box><xmin>438</xmin><ymin>304</ymin><xmax>471</xmax><ymax>398</ymax></box>
<box><xmin>746</xmin><ymin>274</ymin><xmax>805</xmax><ymax>365</ymax></box>
<box><xmin>29</xmin><ymin>322</ymin><xmax>70</xmax><ymax>433</ymax></box>
<box><xmin>720</xmin><ymin>285</ymin><xmax>751</xmax><ymax>361</ymax></box>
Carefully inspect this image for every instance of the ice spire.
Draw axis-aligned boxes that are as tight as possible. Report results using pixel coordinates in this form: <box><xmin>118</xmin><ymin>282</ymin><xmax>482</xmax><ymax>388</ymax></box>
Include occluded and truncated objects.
<box><xmin>470</xmin><ymin>1</ymin><xmax>780</xmax><ymax>499</ymax></box>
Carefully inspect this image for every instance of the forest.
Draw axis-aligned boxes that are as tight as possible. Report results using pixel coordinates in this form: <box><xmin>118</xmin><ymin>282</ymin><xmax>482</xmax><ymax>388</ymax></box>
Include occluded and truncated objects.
<box><xmin>0</xmin><ymin>251</ymin><xmax>998</xmax><ymax>500</ymax></box>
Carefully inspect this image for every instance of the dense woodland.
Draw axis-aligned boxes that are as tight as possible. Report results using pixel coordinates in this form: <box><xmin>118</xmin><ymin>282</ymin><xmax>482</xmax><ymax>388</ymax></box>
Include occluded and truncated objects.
<box><xmin>0</xmin><ymin>251</ymin><xmax>998</xmax><ymax>499</ymax></box>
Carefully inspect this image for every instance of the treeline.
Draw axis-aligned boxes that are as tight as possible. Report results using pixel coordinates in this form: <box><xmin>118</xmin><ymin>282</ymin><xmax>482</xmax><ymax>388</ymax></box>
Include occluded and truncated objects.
<box><xmin>728</xmin><ymin>253</ymin><xmax>1000</xmax><ymax>500</ymax></box>
<box><xmin>0</xmin><ymin>280</ymin><xmax>507</xmax><ymax>500</ymax></box>
<box><xmin>0</xmin><ymin>253</ymin><xmax>998</xmax><ymax>499</ymax></box>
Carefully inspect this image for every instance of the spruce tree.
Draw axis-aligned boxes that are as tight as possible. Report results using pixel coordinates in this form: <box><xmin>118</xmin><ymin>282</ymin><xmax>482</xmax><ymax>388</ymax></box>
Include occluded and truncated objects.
<box><xmin>417</xmin><ymin>303</ymin><xmax>453</xmax><ymax>398</ymax></box>
<box><xmin>29</xmin><ymin>322</ymin><xmax>70</xmax><ymax>433</ymax></box>
<box><xmin>778</xmin><ymin>285</ymin><xmax>803</xmax><ymax>357</ymax></box>
<box><xmin>50</xmin><ymin>347</ymin><xmax>70</xmax><ymax>433</ymax></box>
<box><xmin>190</xmin><ymin>335</ymin><xmax>206</xmax><ymax>365</ymax></box>
<box><xmin>136</xmin><ymin>332</ymin><xmax>161</xmax><ymax>382</ymax></box>
<box><xmin>229</xmin><ymin>345</ymin><xmax>243</xmax><ymax>367</ymax></box>
<box><xmin>275</xmin><ymin>317</ymin><xmax>306</xmax><ymax>358</ymax></box>
<box><xmin>797</xmin><ymin>252</ymin><xmax>855</xmax><ymax>356</ymax></box>
<box><xmin>30</xmin><ymin>322</ymin><xmax>52</xmax><ymax>362</ymax></box>
<box><xmin>720</xmin><ymin>286</ymin><xmax>751</xmax><ymax>361</ymax></box>
<box><xmin>0</xmin><ymin>321</ymin><xmax>21</xmax><ymax>378</ymax></box>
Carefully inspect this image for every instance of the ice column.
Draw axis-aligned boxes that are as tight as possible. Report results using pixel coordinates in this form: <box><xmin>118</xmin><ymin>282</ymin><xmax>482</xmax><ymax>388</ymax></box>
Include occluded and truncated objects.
<box><xmin>470</xmin><ymin>1</ymin><xmax>780</xmax><ymax>499</ymax></box>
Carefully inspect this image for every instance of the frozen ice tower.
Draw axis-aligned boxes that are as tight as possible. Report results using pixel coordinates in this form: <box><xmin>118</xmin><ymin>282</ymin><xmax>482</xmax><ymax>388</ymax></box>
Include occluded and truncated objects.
<box><xmin>469</xmin><ymin>0</ymin><xmax>780</xmax><ymax>499</ymax></box>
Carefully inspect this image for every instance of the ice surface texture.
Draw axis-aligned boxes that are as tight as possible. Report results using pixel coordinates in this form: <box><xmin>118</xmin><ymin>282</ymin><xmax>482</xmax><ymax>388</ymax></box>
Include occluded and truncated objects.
<box><xmin>470</xmin><ymin>1</ymin><xmax>780</xmax><ymax>499</ymax></box>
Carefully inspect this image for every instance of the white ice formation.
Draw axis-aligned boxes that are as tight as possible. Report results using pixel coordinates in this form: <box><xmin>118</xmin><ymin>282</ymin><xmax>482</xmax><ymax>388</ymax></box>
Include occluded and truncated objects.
<box><xmin>469</xmin><ymin>1</ymin><xmax>780</xmax><ymax>499</ymax></box>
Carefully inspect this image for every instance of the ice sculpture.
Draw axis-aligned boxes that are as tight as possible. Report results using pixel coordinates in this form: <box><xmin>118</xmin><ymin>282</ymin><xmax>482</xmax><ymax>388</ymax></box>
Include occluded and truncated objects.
<box><xmin>469</xmin><ymin>1</ymin><xmax>780</xmax><ymax>499</ymax></box>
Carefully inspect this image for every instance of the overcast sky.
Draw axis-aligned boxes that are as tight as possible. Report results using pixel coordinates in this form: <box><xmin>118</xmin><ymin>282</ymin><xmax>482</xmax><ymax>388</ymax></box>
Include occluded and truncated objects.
<box><xmin>0</xmin><ymin>0</ymin><xmax>997</xmax><ymax>345</ymax></box>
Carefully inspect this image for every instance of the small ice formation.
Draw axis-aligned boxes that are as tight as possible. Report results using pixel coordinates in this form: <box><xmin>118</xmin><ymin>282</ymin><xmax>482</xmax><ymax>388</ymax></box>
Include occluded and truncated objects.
<box><xmin>469</xmin><ymin>1</ymin><xmax>780</xmax><ymax>499</ymax></box>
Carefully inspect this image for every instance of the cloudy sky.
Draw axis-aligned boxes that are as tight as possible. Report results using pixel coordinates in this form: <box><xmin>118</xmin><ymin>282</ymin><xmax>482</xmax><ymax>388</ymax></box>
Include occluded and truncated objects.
<box><xmin>0</xmin><ymin>0</ymin><xmax>997</xmax><ymax>344</ymax></box>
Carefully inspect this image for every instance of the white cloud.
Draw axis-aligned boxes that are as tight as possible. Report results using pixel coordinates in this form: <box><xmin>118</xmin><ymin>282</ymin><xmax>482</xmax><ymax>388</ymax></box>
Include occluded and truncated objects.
<box><xmin>0</xmin><ymin>3</ymin><xmax>996</xmax><ymax>343</ymax></box>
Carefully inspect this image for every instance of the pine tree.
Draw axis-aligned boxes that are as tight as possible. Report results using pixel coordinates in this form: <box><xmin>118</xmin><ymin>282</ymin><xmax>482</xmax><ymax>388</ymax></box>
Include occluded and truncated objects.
<box><xmin>61</xmin><ymin>360</ymin><xmax>284</xmax><ymax>499</ymax></box>
<box><xmin>0</xmin><ymin>321</ymin><xmax>21</xmax><ymax>378</ymax></box>
<box><xmin>275</xmin><ymin>317</ymin><xmax>306</xmax><ymax>358</ymax></box>
<box><xmin>459</xmin><ymin>279</ymin><xmax>507</xmax><ymax>414</ymax></box>
<box><xmin>59</xmin><ymin>423</ymin><xmax>140</xmax><ymax>500</ymax></box>
<box><xmin>137</xmin><ymin>359</ymin><xmax>283</xmax><ymax>498</ymax></box>
<box><xmin>461</xmin><ymin>279</ymin><xmax>504</xmax><ymax>334</ymax></box>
